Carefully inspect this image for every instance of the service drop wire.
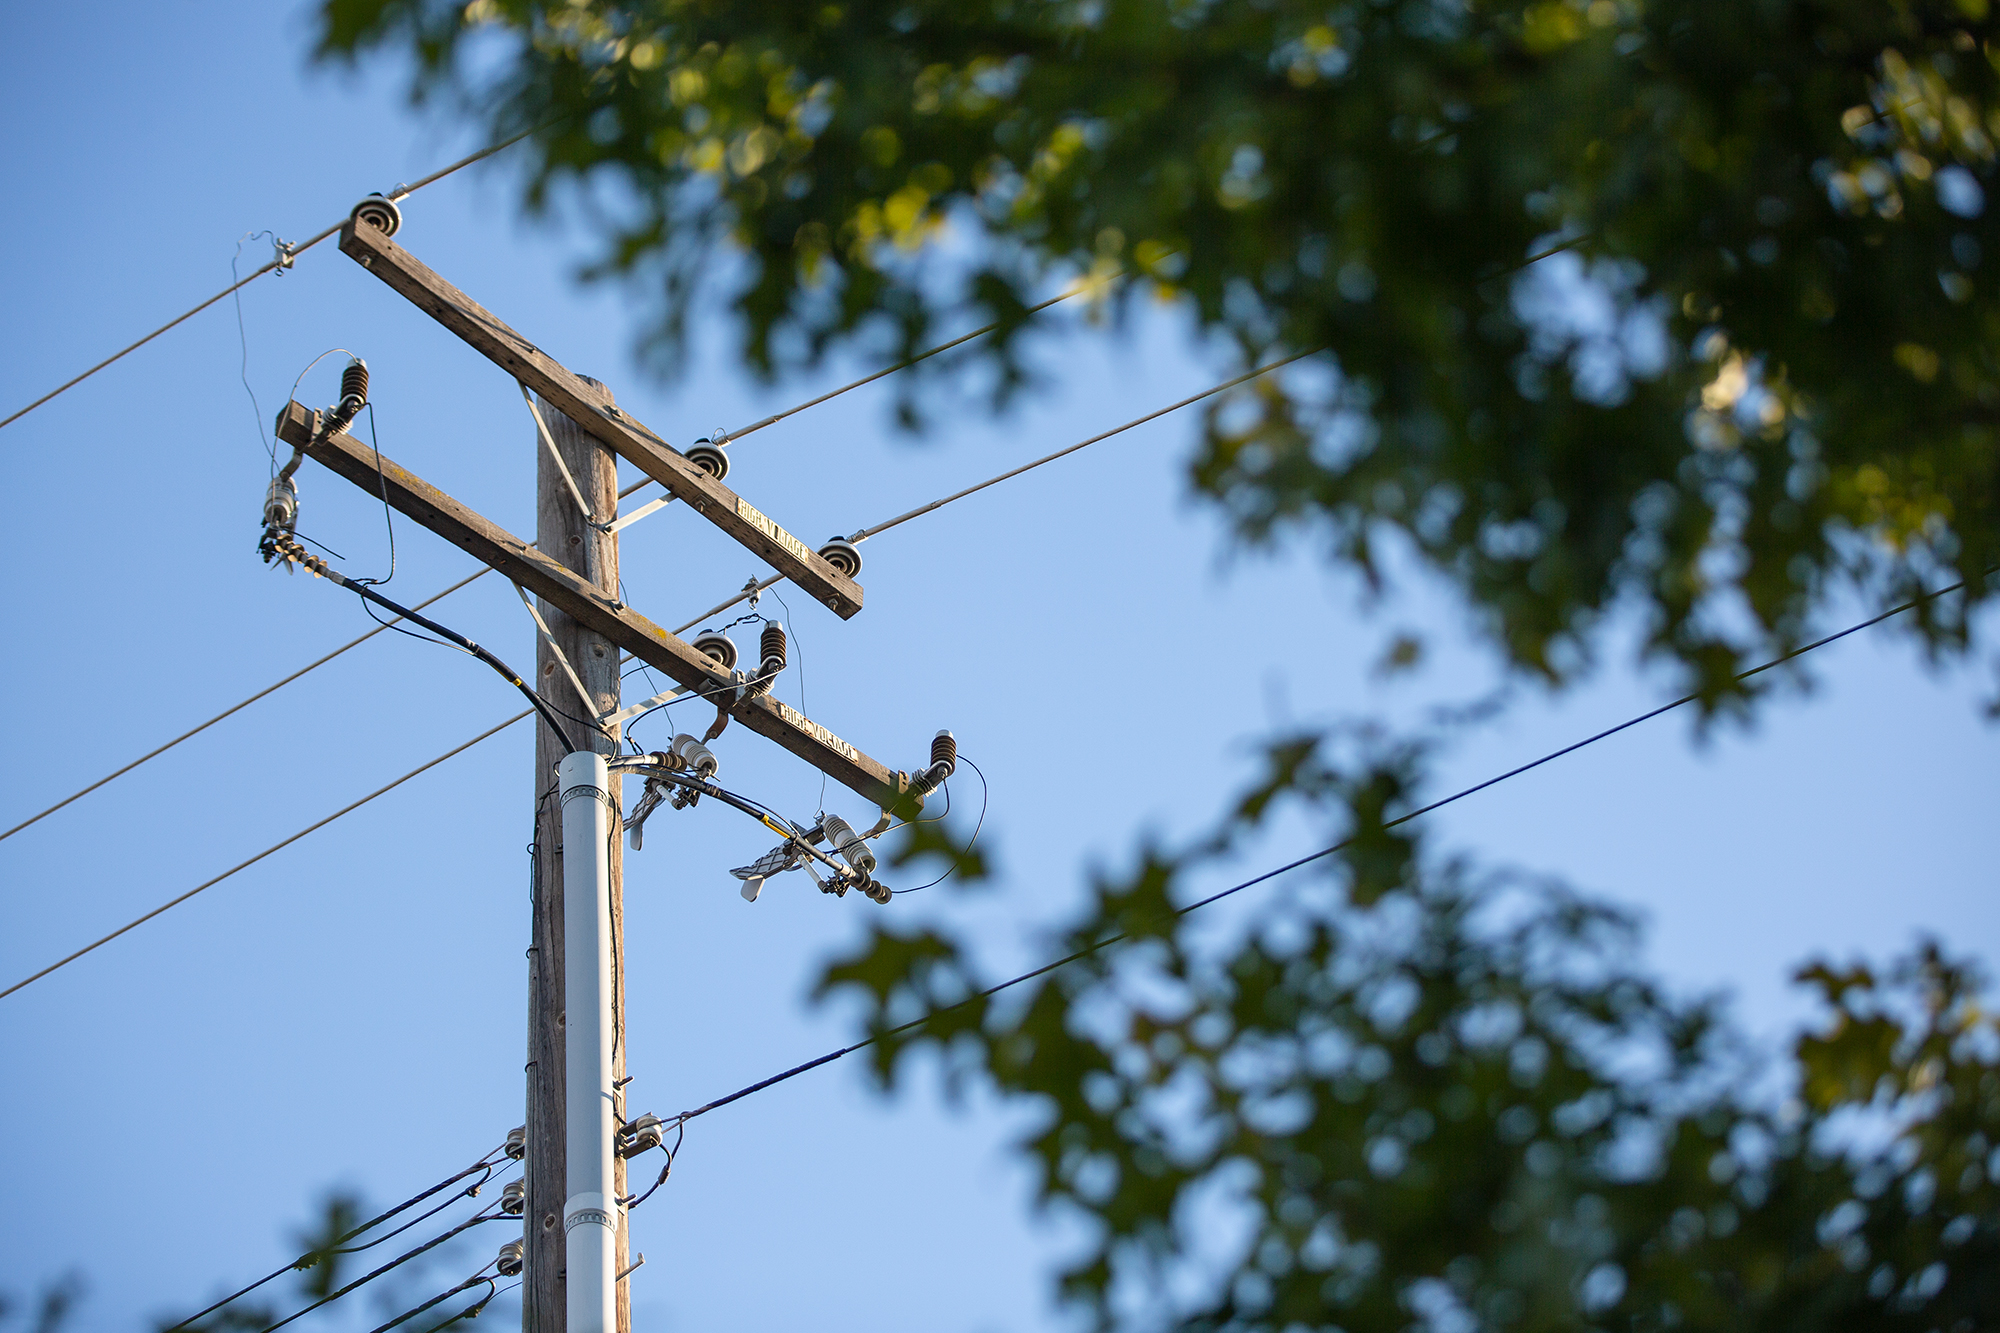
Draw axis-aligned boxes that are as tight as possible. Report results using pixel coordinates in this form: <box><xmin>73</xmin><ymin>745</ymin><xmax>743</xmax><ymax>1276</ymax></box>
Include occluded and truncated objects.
<box><xmin>624</xmin><ymin>1118</ymin><xmax>686</xmax><ymax>1211</ymax></box>
<box><xmin>660</xmin><ymin>574</ymin><xmax>1978</xmax><ymax>1129</ymax></box>
<box><xmin>163</xmin><ymin>1141</ymin><xmax>509</xmax><ymax>1331</ymax></box>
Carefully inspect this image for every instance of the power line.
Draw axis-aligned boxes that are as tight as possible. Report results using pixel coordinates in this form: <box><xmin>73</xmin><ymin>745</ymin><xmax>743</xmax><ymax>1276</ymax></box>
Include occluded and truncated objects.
<box><xmin>362</xmin><ymin>1270</ymin><xmax>501</xmax><ymax>1333</ymax></box>
<box><xmin>632</xmin><ymin>234</ymin><xmax>1591</xmax><ymax>624</ymax></box>
<box><xmin>638</xmin><ymin>347</ymin><xmax>1321</xmax><ymax>632</ymax></box>
<box><xmin>848</xmin><ymin>347</ymin><xmax>1318</xmax><ymax>542</ymax></box>
<box><xmin>659</xmin><ymin>577</ymin><xmax>1972</xmax><ymax>1128</ymax></box>
<box><xmin>163</xmin><ymin>1141</ymin><xmax>509</xmax><ymax>1331</ymax></box>
<box><xmin>0</xmin><ymin>569</ymin><xmax>490</xmax><ymax>845</ymax></box>
<box><xmin>714</xmin><ymin>273</ymin><xmax>1117</xmax><ymax>448</ymax></box>
<box><xmin>254</xmin><ymin>1206</ymin><xmax>506</xmax><ymax>1333</ymax></box>
<box><xmin>609</xmin><ymin>270</ymin><xmax>1119</xmax><ymax>507</ymax></box>
<box><xmin>271</xmin><ymin>538</ymin><xmax>580</xmax><ymax>752</ymax></box>
<box><xmin>6</xmin><ymin>277</ymin><xmax>1121</xmax><ymax>831</ymax></box>
<box><xmin>0</xmin><ymin>130</ymin><xmax>535</xmax><ymax>435</ymax></box>
<box><xmin>0</xmin><ymin>712</ymin><xmax>529</xmax><ymax>1001</ymax></box>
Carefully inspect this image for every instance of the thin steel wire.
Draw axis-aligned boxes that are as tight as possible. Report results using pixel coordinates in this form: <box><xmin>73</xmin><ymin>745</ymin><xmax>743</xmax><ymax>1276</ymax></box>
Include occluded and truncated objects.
<box><xmin>642</xmin><ymin>348</ymin><xmax>1320</xmax><ymax>631</ymax></box>
<box><xmin>0</xmin><ymin>569</ymin><xmax>491</xmax><ymax>844</ymax></box>
<box><xmin>0</xmin><ymin>712</ymin><xmax>530</xmax><ymax>1000</ymax></box>
<box><xmin>611</xmin><ymin>272</ymin><xmax>1121</xmax><ymax>507</ymax></box>
<box><xmin>849</xmin><ymin>347</ymin><xmax>1319</xmax><ymax>542</ymax></box>
<box><xmin>0</xmin><ymin>130</ymin><xmax>534</xmax><ymax>433</ymax></box>
<box><xmin>664</xmin><ymin>576</ymin><xmax>1973</xmax><ymax>1126</ymax></box>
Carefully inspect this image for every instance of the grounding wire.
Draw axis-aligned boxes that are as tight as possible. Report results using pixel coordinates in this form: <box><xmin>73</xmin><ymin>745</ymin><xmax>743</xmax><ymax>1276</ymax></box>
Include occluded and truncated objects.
<box><xmin>0</xmin><ymin>713</ymin><xmax>530</xmax><ymax>1000</ymax></box>
<box><xmin>0</xmin><ymin>568</ymin><xmax>492</xmax><ymax>844</ymax></box>
<box><xmin>0</xmin><ymin>129</ymin><xmax>536</xmax><ymax>435</ymax></box>
<box><xmin>659</xmin><ymin>576</ymin><xmax>1975</xmax><ymax>1127</ymax></box>
<box><xmin>162</xmin><ymin>1141</ymin><xmax>508</xmax><ymax>1331</ymax></box>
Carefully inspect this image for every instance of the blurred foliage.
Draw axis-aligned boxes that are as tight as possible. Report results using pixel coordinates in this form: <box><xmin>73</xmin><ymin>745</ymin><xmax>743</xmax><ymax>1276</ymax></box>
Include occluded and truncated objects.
<box><xmin>316</xmin><ymin>0</ymin><xmax>2000</xmax><ymax>700</ymax></box>
<box><xmin>0</xmin><ymin>1275</ymin><xmax>83</xmax><ymax>1333</ymax></box>
<box><xmin>153</xmin><ymin>1193</ymin><xmax>360</xmax><ymax>1333</ymax></box>
<box><xmin>310</xmin><ymin>3</ymin><xmax>2000</xmax><ymax>1329</ymax></box>
<box><xmin>824</xmin><ymin>752</ymin><xmax>2000</xmax><ymax>1331</ymax></box>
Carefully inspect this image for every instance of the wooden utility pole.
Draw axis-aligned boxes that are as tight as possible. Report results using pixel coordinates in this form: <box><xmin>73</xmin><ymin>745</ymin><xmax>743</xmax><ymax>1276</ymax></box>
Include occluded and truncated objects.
<box><xmin>278</xmin><ymin>206</ymin><xmax>948</xmax><ymax>1328</ymax></box>
<box><xmin>526</xmin><ymin>383</ymin><xmax>627</xmax><ymax>1333</ymax></box>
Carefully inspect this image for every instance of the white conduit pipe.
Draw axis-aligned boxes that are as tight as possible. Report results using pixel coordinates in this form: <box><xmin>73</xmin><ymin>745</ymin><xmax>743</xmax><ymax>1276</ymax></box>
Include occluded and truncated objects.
<box><xmin>559</xmin><ymin>751</ymin><xmax>617</xmax><ymax>1333</ymax></box>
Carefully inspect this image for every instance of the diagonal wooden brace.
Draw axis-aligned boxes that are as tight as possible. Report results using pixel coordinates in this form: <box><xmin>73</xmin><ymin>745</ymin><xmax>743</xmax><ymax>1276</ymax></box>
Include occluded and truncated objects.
<box><xmin>336</xmin><ymin>217</ymin><xmax>864</xmax><ymax>619</ymax></box>
<box><xmin>277</xmin><ymin>401</ymin><xmax>915</xmax><ymax>811</ymax></box>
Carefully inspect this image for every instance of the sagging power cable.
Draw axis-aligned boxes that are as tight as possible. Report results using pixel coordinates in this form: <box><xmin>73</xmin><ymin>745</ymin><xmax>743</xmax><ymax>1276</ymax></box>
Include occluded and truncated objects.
<box><xmin>0</xmin><ymin>129</ymin><xmax>537</xmax><ymax>435</ymax></box>
<box><xmin>250</xmin><ymin>1203</ymin><xmax>509</xmax><ymax>1333</ymax></box>
<box><xmin>163</xmin><ymin>1137</ymin><xmax>515</xmax><ymax>1331</ymax></box>
<box><xmin>360</xmin><ymin>1266</ymin><xmax>502</xmax><ymax>1333</ymax></box>
<box><xmin>654</xmin><ymin>577</ymin><xmax>1976</xmax><ymax>1128</ymax></box>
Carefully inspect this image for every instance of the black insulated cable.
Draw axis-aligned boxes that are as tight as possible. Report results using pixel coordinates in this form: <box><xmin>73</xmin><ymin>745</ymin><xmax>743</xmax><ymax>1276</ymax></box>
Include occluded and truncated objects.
<box><xmin>162</xmin><ymin>1142</ymin><xmax>508</xmax><ymax>1331</ymax></box>
<box><xmin>276</xmin><ymin>542</ymin><xmax>581</xmax><ymax>754</ymax></box>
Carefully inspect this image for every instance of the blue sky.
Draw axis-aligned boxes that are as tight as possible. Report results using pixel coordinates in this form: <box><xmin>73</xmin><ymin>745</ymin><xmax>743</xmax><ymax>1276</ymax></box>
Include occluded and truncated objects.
<box><xmin>1</xmin><ymin>5</ymin><xmax>1994</xmax><ymax>1332</ymax></box>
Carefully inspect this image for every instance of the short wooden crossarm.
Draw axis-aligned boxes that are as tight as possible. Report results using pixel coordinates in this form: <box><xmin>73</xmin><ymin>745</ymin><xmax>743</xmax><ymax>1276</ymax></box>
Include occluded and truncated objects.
<box><xmin>276</xmin><ymin>401</ymin><xmax>913</xmax><ymax>810</ymax></box>
<box><xmin>336</xmin><ymin>218</ymin><xmax>864</xmax><ymax>619</ymax></box>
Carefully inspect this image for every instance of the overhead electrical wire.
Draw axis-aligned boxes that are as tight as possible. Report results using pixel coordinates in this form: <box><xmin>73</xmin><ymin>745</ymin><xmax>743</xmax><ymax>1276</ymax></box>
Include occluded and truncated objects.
<box><xmin>0</xmin><ymin>211</ymin><xmax>1585</xmax><ymax>839</ymax></box>
<box><xmin>633</xmin><ymin>346</ymin><xmax>1322</xmax><ymax>634</ymax></box>
<box><xmin>649</xmin><ymin>577</ymin><xmax>1975</xmax><ymax>1129</ymax></box>
<box><xmin>0</xmin><ymin>266</ymin><xmax>1128</xmax><ymax>837</ymax></box>
<box><xmin>0</xmin><ymin>712</ymin><xmax>529</xmax><ymax>1001</ymax></box>
<box><xmin>362</xmin><ymin>1270</ymin><xmax>501</xmax><ymax>1333</ymax></box>
<box><xmin>0</xmin><ymin>130</ymin><xmax>536</xmax><ymax>434</ymax></box>
<box><xmin>849</xmin><ymin>348</ymin><xmax>1318</xmax><ymax>542</ymax></box>
<box><xmin>0</xmin><ymin>553</ymin><xmax>1970</xmax><ymax>1010</ymax></box>
<box><xmin>0</xmin><ymin>234</ymin><xmax>1716</xmax><ymax>998</ymax></box>
<box><xmin>250</xmin><ymin>1204</ymin><xmax>507</xmax><ymax>1333</ymax></box>
<box><xmin>706</xmin><ymin>270</ymin><xmax>1119</xmax><ymax>449</ymax></box>
<box><xmin>0</xmin><ymin>569</ymin><xmax>490</xmax><ymax>845</ymax></box>
<box><xmin>162</xmin><ymin>1140</ymin><xmax>510</xmax><ymax>1332</ymax></box>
